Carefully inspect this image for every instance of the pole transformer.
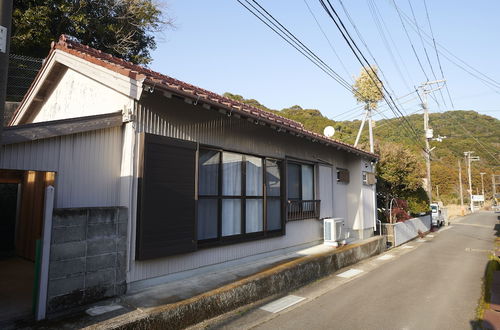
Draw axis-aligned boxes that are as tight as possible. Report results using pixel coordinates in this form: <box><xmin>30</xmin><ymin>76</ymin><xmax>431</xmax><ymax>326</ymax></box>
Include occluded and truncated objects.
<box><xmin>418</xmin><ymin>80</ymin><xmax>445</xmax><ymax>203</ymax></box>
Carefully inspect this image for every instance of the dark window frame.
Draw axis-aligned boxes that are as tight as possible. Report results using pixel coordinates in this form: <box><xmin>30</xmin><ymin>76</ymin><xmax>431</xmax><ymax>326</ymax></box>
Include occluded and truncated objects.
<box><xmin>197</xmin><ymin>146</ymin><xmax>285</xmax><ymax>247</ymax></box>
<box><xmin>286</xmin><ymin>160</ymin><xmax>320</xmax><ymax>221</ymax></box>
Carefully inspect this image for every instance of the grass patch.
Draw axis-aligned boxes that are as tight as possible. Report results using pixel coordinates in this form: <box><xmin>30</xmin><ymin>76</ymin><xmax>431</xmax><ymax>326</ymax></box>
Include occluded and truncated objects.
<box><xmin>475</xmin><ymin>254</ymin><xmax>500</xmax><ymax>322</ymax></box>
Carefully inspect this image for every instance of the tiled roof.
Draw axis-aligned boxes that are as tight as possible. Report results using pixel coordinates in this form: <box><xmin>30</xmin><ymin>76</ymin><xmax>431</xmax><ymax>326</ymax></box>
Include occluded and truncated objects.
<box><xmin>28</xmin><ymin>35</ymin><xmax>378</xmax><ymax>158</ymax></box>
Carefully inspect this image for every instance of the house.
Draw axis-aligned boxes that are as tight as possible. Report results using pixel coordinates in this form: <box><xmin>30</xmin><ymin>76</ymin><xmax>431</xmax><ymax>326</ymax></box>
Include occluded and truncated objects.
<box><xmin>0</xmin><ymin>35</ymin><xmax>378</xmax><ymax>320</ymax></box>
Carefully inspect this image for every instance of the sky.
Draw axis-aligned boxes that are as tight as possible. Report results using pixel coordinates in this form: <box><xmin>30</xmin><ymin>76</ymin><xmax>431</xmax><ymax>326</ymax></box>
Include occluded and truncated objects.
<box><xmin>149</xmin><ymin>0</ymin><xmax>500</xmax><ymax>122</ymax></box>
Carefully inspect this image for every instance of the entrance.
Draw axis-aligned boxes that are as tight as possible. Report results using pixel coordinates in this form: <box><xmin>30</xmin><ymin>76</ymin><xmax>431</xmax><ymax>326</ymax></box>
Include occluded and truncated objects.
<box><xmin>0</xmin><ymin>169</ymin><xmax>55</xmax><ymax>323</ymax></box>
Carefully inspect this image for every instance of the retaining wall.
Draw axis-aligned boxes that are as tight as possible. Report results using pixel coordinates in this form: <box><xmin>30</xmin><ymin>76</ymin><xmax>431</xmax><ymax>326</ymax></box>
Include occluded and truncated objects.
<box><xmin>382</xmin><ymin>215</ymin><xmax>431</xmax><ymax>247</ymax></box>
<box><xmin>92</xmin><ymin>235</ymin><xmax>386</xmax><ymax>330</ymax></box>
<box><xmin>47</xmin><ymin>207</ymin><xmax>128</xmax><ymax>314</ymax></box>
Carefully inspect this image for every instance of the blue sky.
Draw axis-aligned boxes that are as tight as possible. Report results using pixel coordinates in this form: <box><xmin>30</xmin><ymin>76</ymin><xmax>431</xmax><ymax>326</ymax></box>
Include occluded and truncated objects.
<box><xmin>150</xmin><ymin>0</ymin><xmax>500</xmax><ymax>121</ymax></box>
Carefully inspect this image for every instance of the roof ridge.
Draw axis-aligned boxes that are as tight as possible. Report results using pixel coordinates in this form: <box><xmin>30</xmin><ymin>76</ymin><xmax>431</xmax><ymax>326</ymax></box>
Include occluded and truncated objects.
<box><xmin>54</xmin><ymin>35</ymin><xmax>306</xmax><ymax>129</ymax></box>
<box><xmin>46</xmin><ymin>35</ymin><xmax>376</xmax><ymax>158</ymax></box>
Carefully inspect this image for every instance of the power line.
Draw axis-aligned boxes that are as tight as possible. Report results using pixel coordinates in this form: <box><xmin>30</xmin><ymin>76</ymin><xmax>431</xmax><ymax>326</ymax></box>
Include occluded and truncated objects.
<box><xmin>388</xmin><ymin>0</ymin><xmax>500</xmax><ymax>93</ymax></box>
<box><xmin>332</xmin><ymin>90</ymin><xmax>419</xmax><ymax>121</ymax></box>
<box><xmin>422</xmin><ymin>0</ymin><xmax>455</xmax><ymax>108</ymax></box>
<box><xmin>238</xmin><ymin>0</ymin><xmax>427</xmax><ymax>153</ymax></box>
<box><xmin>407</xmin><ymin>0</ymin><xmax>447</xmax><ymax>109</ymax></box>
<box><xmin>318</xmin><ymin>0</ymin><xmax>427</xmax><ymax>152</ymax></box>
<box><xmin>391</xmin><ymin>0</ymin><xmax>429</xmax><ymax>81</ymax></box>
<box><xmin>302</xmin><ymin>0</ymin><xmax>353</xmax><ymax>83</ymax></box>
<box><xmin>366</xmin><ymin>0</ymin><xmax>412</xmax><ymax>92</ymax></box>
<box><xmin>237</xmin><ymin>0</ymin><xmax>354</xmax><ymax>93</ymax></box>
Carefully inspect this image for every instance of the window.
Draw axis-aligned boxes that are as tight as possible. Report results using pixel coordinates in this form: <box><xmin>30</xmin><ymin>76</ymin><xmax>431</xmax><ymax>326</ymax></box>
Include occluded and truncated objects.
<box><xmin>362</xmin><ymin>171</ymin><xmax>376</xmax><ymax>185</ymax></box>
<box><xmin>286</xmin><ymin>162</ymin><xmax>319</xmax><ymax>221</ymax></box>
<box><xmin>198</xmin><ymin>148</ymin><xmax>283</xmax><ymax>243</ymax></box>
<box><xmin>337</xmin><ymin>168</ymin><xmax>349</xmax><ymax>183</ymax></box>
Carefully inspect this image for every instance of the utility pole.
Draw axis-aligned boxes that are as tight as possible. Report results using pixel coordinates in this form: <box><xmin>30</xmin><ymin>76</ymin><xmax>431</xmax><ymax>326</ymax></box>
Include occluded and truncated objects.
<box><xmin>464</xmin><ymin>151</ymin><xmax>480</xmax><ymax>212</ymax></box>
<box><xmin>458</xmin><ymin>160</ymin><xmax>464</xmax><ymax>215</ymax></box>
<box><xmin>480</xmin><ymin>172</ymin><xmax>486</xmax><ymax>207</ymax></box>
<box><xmin>436</xmin><ymin>185</ymin><xmax>439</xmax><ymax>200</ymax></box>
<box><xmin>418</xmin><ymin>80</ymin><xmax>445</xmax><ymax>203</ymax></box>
<box><xmin>494</xmin><ymin>174</ymin><xmax>497</xmax><ymax>197</ymax></box>
<box><xmin>0</xmin><ymin>0</ymin><xmax>13</xmax><ymax>145</ymax></box>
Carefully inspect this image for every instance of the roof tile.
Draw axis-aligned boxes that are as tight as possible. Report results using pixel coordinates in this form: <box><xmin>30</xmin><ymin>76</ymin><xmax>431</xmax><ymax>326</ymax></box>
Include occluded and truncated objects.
<box><xmin>29</xmin><ymin>35</ymin><xmax>377</xmax><ymax>158</ymax></box>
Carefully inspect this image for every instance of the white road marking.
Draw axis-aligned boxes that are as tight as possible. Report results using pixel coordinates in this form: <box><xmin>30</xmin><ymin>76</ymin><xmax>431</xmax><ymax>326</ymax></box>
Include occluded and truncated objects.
<box><xmin>260</xmin><ymin>295</ymin><xmax>306</xmax><ymax>313</ymax></box>
<box><xmin>377</xmin><ymin>254</ymin><xmax>394</xmax><ymax>260</ymax></box>
<box><xmin>86</xmin><ymin>304</ymin><xmax>123</xmax><ymax>316</ymax></box>
<box><xmin>454</xmin><ymin>223</ymin><xmax>491</xmax><ymax>229</ymax></box>
<box><xmin>402</xmin><ymin>245</ymin><xmax>414</xmax><ymax>249</ymax></box>
<box><xmin>337</xmin><ymin>268</ymin><xmax>364</xmax><ymax>278</ymax></box>
<box><xmin>465</xmin><ymin>247</ymin><xmax>491</xmax><ymax>253</ymax></box>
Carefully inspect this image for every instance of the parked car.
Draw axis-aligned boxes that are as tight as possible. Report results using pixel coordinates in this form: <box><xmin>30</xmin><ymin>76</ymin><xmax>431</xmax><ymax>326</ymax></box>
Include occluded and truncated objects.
<box><xmin>430</xmin><ymin>203</ymin><xmax>445</xmax><ymax>227</ymax></box>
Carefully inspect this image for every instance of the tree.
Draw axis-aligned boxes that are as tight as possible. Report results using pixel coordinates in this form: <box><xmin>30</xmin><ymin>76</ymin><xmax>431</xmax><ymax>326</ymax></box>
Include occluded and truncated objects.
<box><xmin>12</xmin><ymin>0</ymin><xmax>173</xmax><ymax>64</ymax></box>
<box><xmin>376</xmin><ymin>142</ymin><xmax>428</xmax><ymax>220</ymax></box>
<box><xmin>352</xmin><ymin>65</ymin><xmax>384</xmax><ymax>152</ymax></box>
<box><xmin>353</xmin><ymin>65</ymin><xmax>383</xmax><ymax>110</ymax></box>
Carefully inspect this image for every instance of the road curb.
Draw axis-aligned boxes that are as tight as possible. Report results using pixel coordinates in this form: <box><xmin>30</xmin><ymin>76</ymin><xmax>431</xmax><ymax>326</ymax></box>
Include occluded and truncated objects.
<box><xmin>85</xmin><ymin>236</ymin><xmax>386</xmax><ymax>330</ymax></box>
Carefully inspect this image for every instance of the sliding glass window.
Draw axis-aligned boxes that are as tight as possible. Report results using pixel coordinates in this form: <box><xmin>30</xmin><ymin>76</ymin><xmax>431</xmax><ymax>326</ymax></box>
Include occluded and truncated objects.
<box><xmin>198</xmin><ymin>148</ymin><xmax>283</xmax><ymax>244</ymax></box>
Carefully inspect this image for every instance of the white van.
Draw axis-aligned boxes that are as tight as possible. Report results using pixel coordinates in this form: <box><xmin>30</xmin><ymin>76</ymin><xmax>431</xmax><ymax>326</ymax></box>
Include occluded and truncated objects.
<box><xmin>430</xmin><ymin>203</ymin><xmax>444</xmax><ymax>227</ymax></box>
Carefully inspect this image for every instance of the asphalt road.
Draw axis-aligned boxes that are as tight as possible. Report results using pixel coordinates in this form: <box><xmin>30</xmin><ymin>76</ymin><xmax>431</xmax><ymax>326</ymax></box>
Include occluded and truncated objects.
<box><xmin>205</xmin><ymin>211</ymin><xmax>498</xmax><ymax>330</ymax></box>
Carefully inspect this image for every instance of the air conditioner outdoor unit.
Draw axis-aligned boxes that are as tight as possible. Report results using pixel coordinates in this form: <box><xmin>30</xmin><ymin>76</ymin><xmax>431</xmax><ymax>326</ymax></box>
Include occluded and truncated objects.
<box><xmin>323</xmin><ymin>218</ymin><xmax>344</xmax><ymax>247</ymax></box>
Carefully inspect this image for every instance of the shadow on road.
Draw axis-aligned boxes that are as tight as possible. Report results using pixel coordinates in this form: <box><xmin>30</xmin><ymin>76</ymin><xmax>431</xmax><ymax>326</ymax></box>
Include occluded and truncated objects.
<box><xmin>495</xmin><ymin>223</ymin><xmax>500</xmax><ymax>237</ymax></box>
<box><xmin>470</xmin><ymin>216</ymin><xmax>500</xmax><ymax>329</ymax></box>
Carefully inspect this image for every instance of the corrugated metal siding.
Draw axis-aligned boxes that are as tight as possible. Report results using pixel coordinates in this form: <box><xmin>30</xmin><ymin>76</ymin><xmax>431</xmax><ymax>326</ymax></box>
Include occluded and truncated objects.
<box><xmin>0</xmin><ymin>127</ymin><xmax>123</xmax><ymax>208</ymax></box>
<box><xmin>135</xmin><ymin>98</ymin><xmax>340</xmax><ymax>161</ymax></box>
<box><xmin>130</xmin><ymin>220</ymin><xmax>322</xmax><ymax>283</ymax></box>
<box><xmin>128</xmin><ymin>96</ymin><xmax>362</xmax><ymax>283</ymax></box>
<box><xmin>362</xmin><ymin>185</ymin><xmax>375</xmax><ymax>229</ymax></box>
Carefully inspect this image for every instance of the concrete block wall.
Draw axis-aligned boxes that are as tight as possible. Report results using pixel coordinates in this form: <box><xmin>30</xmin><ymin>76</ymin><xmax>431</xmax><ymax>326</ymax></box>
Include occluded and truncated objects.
<box><xmin>382</xmin><ymin>215</ymin><xmax>431</xmax><ymax>247</ymax></box>
<box><xmin>47</xmin><ymin>207</ymin><xmax>127</xmax><ymax>314</ymax></box>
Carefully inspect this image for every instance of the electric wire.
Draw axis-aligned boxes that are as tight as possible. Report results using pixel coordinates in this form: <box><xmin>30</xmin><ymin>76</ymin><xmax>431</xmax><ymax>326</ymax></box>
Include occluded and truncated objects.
<box><xmin>238</xmin><ymin>0</ymin><xmax>428</xmax><ymax>153</ymax></box>
<box><xmin>422</xmin><ymin>0</ymin><xmax>455</xmax><ymax>108</ymax></box>
<box><xmin>319</xmin><ymin>0</ymin><xmax>427</xmax><ymax>152</ymax></box>
<box><xmin>237</xmin><ymin>0</ymin><xmax>355</xmax><ymax>94</ymax></box>
<box><xmin>370</xmin><ymin>0</ymin><xmax>416</xmax><ymax>88</ymax></box>
<box><xmin>321</xmin><ymin>0</ymin><xmax>426</xmax><ymax>149</ymax></box>
<box><xmin>366</xmin><ymin>0</ymin><xmax>412</xmax><ymax>92</ymax></box>
<box><xmin>388</xmin><ymin>0</ymin><xmax>500</xmax><ymax>92</ymax></box>
<box><xmin>407</xmin><ymin>0</ymin><xmax>447</xmax><ymax>109</ymax></box>
<box><xmin>302</xmin><ymin>0</ymin><xmax>353</xmax><ymax>83</ymax></box>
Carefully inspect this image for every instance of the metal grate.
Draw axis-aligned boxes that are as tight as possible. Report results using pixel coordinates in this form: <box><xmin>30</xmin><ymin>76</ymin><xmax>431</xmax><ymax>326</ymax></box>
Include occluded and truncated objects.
<box><xmin>287</xmin><ymin>200</ymin><xmax>320</xmax><ymax>221</ymax></box>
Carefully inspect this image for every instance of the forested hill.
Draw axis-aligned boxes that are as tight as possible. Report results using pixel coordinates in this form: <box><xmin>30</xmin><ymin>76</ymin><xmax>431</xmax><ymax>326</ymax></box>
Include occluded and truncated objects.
<box><xmin>224</xmin><ymin>92</ymin><xmax>500</xmax><ymax>203</ymax></box>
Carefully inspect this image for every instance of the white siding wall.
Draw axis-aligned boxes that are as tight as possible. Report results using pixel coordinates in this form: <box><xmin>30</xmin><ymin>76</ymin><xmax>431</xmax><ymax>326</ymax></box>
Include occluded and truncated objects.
<box><xmin>32</xmin><ymin>68</ymin><xmax>131</xmax><ymax>123</ymax></box>
<box><xmin>130</xmin><ymin>219</ymin><xmax>322</xmax><ymax>283</ymax></box>
<box><xmin>0</xmin><ymin>127</ymin><xmax>123</xmax><ymax>208</ymax></box>
<box><xmin>126</xmin><ymin>97</ymin><xmax>376</xmax><ymax>283</ymax></box>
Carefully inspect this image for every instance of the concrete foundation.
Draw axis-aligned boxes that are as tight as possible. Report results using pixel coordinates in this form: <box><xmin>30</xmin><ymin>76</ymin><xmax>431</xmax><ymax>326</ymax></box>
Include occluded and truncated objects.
<box><xmin>92</xmin><ymin>235</ymin><xmax>386</xmax><ymax>330</ymax></box>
